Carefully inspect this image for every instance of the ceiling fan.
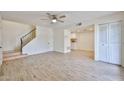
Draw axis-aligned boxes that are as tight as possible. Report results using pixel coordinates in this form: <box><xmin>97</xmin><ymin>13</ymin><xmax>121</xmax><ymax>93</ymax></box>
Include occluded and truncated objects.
<box><xmin>40</xmin><ymin>13</ymin><xmax>66</xmax><ymax>24</ymax></box>
<box><xmin>76</xmin><ymin>22</ymin><xmax>82</xmax><ymax>26</ymax></box>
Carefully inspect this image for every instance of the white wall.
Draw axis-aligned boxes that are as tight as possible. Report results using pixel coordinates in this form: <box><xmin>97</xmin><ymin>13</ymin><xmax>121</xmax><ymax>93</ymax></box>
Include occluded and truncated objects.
<box><xmin>121</xmin><ymin>20</ymin><xmax>124</xmax><ymax>66</ymax></box>
<box><xmin>121</xmin><ymin>20</ymin><xmax>124</xmax><ymax>67</ymax></box>
<box><xmin>75</xmin><ymin>31</ymin><xmax>94</xmax><ymax>51</ymax></box>
<box><xmin>82</xmin><ymin>12</ymin><xmax>124</xmax><ymax>28</ymax></box>
<box><xmin>53</xmin><ymin>29</ymin><xmax>71</xmax><ymax>53</ymax></box>
<box><xmin>53</xmin><ymin>29</ymin><xmax>64</xmax><ymax>53</ymax></box>
<box><xmin>0</xmin><ymin>16</ymin><xmax>2</xmax><ymax>46</ymax></box>
<box><xmin>2</xmin><ymin>20</ymin><xmax>33</xmax><ymax>51</ymax></box>
<box><xmin>22</xmin><ymin>26</ymin><xmax>53</xmax><ymax>55</ymax></box>
<box><xmin>64</xmin><ymin>30</ymin><xmax>71</xmax><ymax>53</ymax></box>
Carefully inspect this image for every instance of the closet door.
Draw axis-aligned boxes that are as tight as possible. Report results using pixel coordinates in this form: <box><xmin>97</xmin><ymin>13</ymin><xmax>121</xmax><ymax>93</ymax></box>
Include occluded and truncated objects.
<box><xmin>99</xmin><ymin>24</ymin><xmax>109</xmax><ymax>62</ymax></box>
<box><xmin>109</xmin><ymin>22</ymin><xmax>121</xmax><ymax>65</ymax></box>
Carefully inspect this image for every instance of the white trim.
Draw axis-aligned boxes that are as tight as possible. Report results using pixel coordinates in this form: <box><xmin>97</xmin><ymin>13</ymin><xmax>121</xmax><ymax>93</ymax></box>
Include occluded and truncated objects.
<box><xmin>94</xmin><ymin>24</ymin><xmax>99</xmax><ymax>61</ymax></box>
<box><xmin>121</xmin><ymin>20</ymin><xmax>124</xmax><ymax>67</ymax></box>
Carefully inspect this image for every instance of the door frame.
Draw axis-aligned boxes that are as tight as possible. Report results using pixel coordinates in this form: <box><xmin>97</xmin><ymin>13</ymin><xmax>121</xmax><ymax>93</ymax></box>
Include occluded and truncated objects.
<box><xmin>121</xmin><ymin>21</ymin><xmax>124</xmax><ymax>66</ymax></box>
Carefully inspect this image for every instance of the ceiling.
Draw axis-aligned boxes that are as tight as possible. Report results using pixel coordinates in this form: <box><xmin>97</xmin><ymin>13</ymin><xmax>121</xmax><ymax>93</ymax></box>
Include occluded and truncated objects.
<box><xmin>1</xmin><ymin>11</ymin><xmax>119</xmax><ymax>29</ymax></box>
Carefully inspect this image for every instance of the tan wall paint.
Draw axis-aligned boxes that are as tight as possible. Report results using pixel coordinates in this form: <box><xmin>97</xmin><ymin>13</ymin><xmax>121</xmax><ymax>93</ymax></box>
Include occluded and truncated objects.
<box><xmin>75</xmin><ymin>31</ymin><xmax>94</xmax><ymax>51</ymax></box>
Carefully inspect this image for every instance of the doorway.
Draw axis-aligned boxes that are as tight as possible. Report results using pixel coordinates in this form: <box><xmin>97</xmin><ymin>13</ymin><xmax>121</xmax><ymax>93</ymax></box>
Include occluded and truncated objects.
<box><xmin>70</xmin><ymin>25</ymin><xmax>95</xmax><ymax>59</ymax></box>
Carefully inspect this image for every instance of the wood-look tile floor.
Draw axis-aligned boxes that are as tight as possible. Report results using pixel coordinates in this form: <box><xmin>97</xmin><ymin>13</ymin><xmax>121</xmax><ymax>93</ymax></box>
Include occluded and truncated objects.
<box><xmin>0</xmin><ymin>50</ymin><xmax>124</xmax><ymax>81</ymax></box>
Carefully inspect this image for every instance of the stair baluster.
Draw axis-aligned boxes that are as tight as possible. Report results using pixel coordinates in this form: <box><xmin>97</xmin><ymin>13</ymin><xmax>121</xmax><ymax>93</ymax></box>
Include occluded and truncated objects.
<box><xmin>20</xmin><ymin>27</ymin><xmax>36</xmax><ymax>54</ymax></box>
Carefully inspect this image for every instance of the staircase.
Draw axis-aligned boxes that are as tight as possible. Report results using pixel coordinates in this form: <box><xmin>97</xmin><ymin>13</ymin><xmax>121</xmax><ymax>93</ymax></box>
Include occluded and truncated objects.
<box><xmin>20</xmin><ymin>27</ymin><xmax>36</xmax><ymax>53</ymax></box>
<box><xmin>3</xmin><ymin>51</ymin><xmax>27</xmax><ymax>61</ymax></box>
<box><xmin>3</xmin><ymin>27</ymin><xmax>36</xmax><ymax>61</ymax></box>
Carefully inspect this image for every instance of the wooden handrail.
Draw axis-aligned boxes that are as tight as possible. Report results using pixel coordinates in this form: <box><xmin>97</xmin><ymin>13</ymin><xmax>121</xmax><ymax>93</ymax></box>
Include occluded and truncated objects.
<box><xmin>20</xmin><ymin>38</ymin><xmax>23</xmax><ymax>53</ymax></box>
<box><xmin>21</xmin><ymin>28</ymin><xmax>36</xmax><ymax>39</ymax></box>
<box><xmin>20</xmin><ymin>27</ymin><xmax>36</xmax><ymax>53</ymax></box>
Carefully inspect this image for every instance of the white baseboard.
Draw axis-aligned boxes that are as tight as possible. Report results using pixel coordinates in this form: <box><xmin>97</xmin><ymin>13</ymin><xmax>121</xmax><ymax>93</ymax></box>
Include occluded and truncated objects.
<box><xmin>72</xmin><ymin>49</ymin><xmax>94</xmax><ymax>52</ymax></box>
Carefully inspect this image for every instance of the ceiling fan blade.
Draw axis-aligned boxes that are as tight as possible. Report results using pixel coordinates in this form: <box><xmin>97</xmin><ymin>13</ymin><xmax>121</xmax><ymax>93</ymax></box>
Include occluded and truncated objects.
<box><xmin>46</xmin><ymin>13</ymin><xmax>53</xmax><ymax>19</ymax></box>
<box><xmin>59</xmin><ymin>15</ymin><xmax>66</xmax><ymax>18</ymax></box>
<box><xmin>57</xmin><ymin>19</ymin><xmax>64</xmax><ymax>23</ymax></box>
<box><xmin>76</xmin><ymin>22</ymin><xmax>82</xmax><ymax>26</ymax></box>
<box><xmin>40</xmin><ymin>19</ymin><xmax>49</xmax><ymax>20</ymax></box>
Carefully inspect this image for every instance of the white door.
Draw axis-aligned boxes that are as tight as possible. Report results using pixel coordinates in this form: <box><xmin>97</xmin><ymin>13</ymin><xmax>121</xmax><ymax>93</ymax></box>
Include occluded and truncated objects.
<box><xmin>109</xmin><ymin>22</ymin><xmax>121</xmax><ymax>64</ymax></box>
<box><xmin>99</xmin><ymin>24</ymin><xmax>109</xmax><ymax>62</ymax></box>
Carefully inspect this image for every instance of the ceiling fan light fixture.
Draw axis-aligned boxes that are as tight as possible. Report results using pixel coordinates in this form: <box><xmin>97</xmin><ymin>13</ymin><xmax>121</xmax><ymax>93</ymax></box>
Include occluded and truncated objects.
<box><xmin>52</xmin><ymin>19</ymin><xmax>57</xmax><ymax>23</ymax></box>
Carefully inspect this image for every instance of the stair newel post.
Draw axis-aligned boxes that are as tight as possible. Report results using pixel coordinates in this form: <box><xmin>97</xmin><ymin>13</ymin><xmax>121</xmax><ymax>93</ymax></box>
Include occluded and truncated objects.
<box><xmin>20</xmin><ymin>38</ymin><xmax>23</xmax><ymax>54</ymax></box>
